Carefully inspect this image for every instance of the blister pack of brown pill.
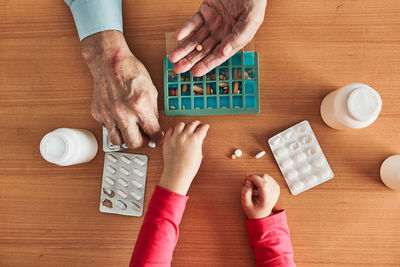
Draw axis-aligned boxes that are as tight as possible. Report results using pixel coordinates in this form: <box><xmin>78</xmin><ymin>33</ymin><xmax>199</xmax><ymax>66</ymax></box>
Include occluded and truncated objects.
<box><xmin>100</xmin><ymin>152</ymin><xmax>148</xmax><ymax>216</ymax></box>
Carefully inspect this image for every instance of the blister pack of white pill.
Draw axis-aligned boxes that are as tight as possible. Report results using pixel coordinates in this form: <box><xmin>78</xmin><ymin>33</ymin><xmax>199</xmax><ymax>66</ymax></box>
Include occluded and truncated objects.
<box><xmin>100</xmin><ymin>152</ymin><xmax>148</xmax><ymax>216</ymax></box>
<box><xmin>268</xmin><ymin>120</ymin><xmax>334</xmax><ymax>195</ymax></box>
<box><xmin>102</xmin><ymin>127</ymin><xmax>128</xmax><ymax>152</ymax></box>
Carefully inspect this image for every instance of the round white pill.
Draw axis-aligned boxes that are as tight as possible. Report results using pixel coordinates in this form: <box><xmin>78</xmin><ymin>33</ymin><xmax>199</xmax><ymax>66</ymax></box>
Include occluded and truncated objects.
<box><xmin>119</xmin><ymin>167</ymin><xmax>130</xmax><ymax>176</ymax></box>
<box><xmin>121</xmin><ymin>155</ymin><xmax>131</xmax><ymax>164</ymax></box>
<box><xmin>307</xmin><ymin>146</ymin><xmax>318</xmax><ymax>156</ymax></box>
<box><xmin>133</xmin><ymin>157</ymin><xmax>145</xmax><ymax>167</ymax></box>
<box><xmin>117</xmin><ymin>190</ymin><xmax>127</xmax><ymax>199</ymax></box>
<box><xmin>293</xmin><ymin>152</ymin><xmax>306</xmax><ymax>162</ymax></box>
<box><xmin>290</xmin><ymin>181</ymin><xmax>304</xmax><ymax>193</ymax></box>
<box><xmin>234</xmin><ymin>149</ymin><xmax>243</xmax><ymax>157</ymax></box>
<box><xmin>304</xmin><ymin>175</ymin><xmax>318</xmax><ymax>186</ymax></box>
<box><xmin>132</xmin><ymin>180</ymin><xmax>143</xmax><ymax>189</ymax></box>
<box><xmin>255</xmin><ymin>151</ymin><xmax>266</xmax><ymax>159</ymax></box>
<box><xmin>280</xmin><ymin>159</ymin><xmax>293</xmax><ymax>169</ymax></box>
<box><xmin>269</xmin><ymin>136</ymin><xmax>281</xmax><ymax>146</ymax></box>
<box><xmin>104</xmin><ymin>177</ymin><xmax>115</xmax><ymax>186</ymax></box>
<box><xmin>118</xmin><ymin>178</ymin><xmax>128</xmax><ymax>188</ymax></box>
<box><xmin>312</xmin><ymin>157</ymin><xmax>325</xmax><ymax>167</ymax></box>
<box><xmin>133</xmin><ymin>168</ymin><xmax>144</xmax><ymax>177</ymax></box>
<box><xmin>289</xmin><ymin>142</ymin><xmax>300</xmax><ymax>150</ymax></box>
<box><xmin>297</xmin><ymin>124</ymin><xmax>308</xmax><ymax>133</ymax></box>
<box><xmin>130</xmin><ymin>191</ymin><xmax>142</xmax><ymax>201</ymax></box>
<box><xmin>302</xmin><ymin>135</ymin><xmax>313</xmax><ymax>145</ymax></box>
<box><xmin>318</xmin><ymin>169</ymin><xmax>331</xmax><ymax>180</ymax></box>
<box><xmin>116</xmin><ymin>200</ymin><xmax>127</xmax><ymax>210</ymax></box>
<box><xmin>106</xmin><ymin>154</ymin><xmax>118</xmax><ymax>163</ymax></box>
<box><xmin>105</xmin><ymin>165</ymin><xmax>116</xmax><ymax>174</ymax></box>
<box><xmin>274</xmin><ymin>147</ymin><xmax>288</xmax><ymax>158</ymax></box>
<box><xmin>286</xmin><ymin>170</ymin><xmax>298</xmax><ymax>180</ymax></box>
<box><xmin>148</xmin><ymin>141</ymin><xmax>156</xmax><ymax>148</ymax></box>
<box><xmin>299</xmin><ymin>164</ymin><xmax>312</xmax><ymax>174</ymax></box>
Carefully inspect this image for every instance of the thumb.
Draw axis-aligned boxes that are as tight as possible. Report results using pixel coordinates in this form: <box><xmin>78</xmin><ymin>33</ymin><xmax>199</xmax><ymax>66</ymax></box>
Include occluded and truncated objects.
<box><xmin>241</xmin><ymin>180</ymin><xmax>254</xmax><ymax>211</ymax></box>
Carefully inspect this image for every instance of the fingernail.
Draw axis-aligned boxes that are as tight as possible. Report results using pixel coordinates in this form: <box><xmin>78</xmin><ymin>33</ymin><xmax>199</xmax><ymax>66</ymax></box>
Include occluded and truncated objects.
<box><xmin>245</xmin><ymin>180</ymin><xmax>252</xmax><ymax>187</ymax></box>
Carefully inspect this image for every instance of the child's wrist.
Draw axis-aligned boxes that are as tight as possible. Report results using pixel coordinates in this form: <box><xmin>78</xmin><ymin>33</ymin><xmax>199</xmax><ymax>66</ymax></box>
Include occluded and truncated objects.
<box><xmin>159</xmin><ymin>173</ymin><xmax>190</xmax><ymax>195</ymax></box>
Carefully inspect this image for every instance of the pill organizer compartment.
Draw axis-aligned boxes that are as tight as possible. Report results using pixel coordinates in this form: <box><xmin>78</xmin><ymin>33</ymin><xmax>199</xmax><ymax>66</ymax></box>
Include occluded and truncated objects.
<box><xmin>163</xmin><ymin>51</ymin><xmax>260</xmax><ymax>116</ymax></box>
<box><xmin>268</xmin><ymin>120</ymin><xmax>334</xmax><ymax>195</ymax></box>
<box><xmin>100</xmin><ymin>152</ymin><xmax>148</xmax><ymax>216</ymax></box>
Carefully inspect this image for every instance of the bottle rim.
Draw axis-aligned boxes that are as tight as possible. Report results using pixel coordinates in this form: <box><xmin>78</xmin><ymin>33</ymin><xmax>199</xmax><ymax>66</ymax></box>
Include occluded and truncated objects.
<box><xmin>347</xmin><ymin>86</ymin><xmax>382</xmax><ymax>121</ymax></box>
<box><xmin>40</xmin><ymin>131</ymin><xmax>73</xmax><ymax>164</ymax></box>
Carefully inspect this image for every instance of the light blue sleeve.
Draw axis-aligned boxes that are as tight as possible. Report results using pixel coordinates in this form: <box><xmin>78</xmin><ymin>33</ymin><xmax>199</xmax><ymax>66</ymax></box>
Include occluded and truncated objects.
<box><xmin>64</xmin><ymin>0</ymin><xmax>123</xmax><ymax>41</ymax></box>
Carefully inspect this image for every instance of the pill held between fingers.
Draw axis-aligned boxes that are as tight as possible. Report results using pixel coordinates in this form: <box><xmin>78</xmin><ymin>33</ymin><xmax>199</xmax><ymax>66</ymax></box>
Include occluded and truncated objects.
<box><xmin>133</xmin><ymin>157</ymin><xmax>145</xmax><ymax>167</ymax></box>
<box><xmin>106</xmin><ymin>154</ymin><xmax>118</xmax><ymax>163</ymax></box>
<box><xmin>234</xmin><ymin>149</ymin><xmax>242</xmax><ymax>157</ymax></box>
<box><xmin>118</xmin><ymin>178</ymin><xmax>128</xmax><ymax>188</ymax></box>
<box><xmin>286</xmin><ymin>170</ymin><xmax>298</xmax><ymax>180</ymax></box>
<box><xmin>104</xmin><ymin>177</ymin><xmax>115</xmax><ymax>186</ymax></box>
<box><xmin>115</xmin><ymin>200</ymin><xmax>127</xmax><ymax>210</ymax></box>
<box><xmin>132</xmin><ymin>180</ymin><xmax>143</xmax><ymax>189</ymax></box>
<box><xmin>105</xmin><ymin>165</ymin><xmax>116</xmax><ymax>174</ymax></box>
<box><xmin>148</xmin><ymin>141</ymin><xmax>156</xmax><ymax>148</ymax></box>
<box><xmin>120</xmin><ymin>167</ymin><xmax>130</xmax><ymax>176</ymax></box>
<box><xmin>196</xmin><ymin>44</ymin><xmax>203</xmax><ymax>51</ymax></box>
<box><xmin>280</xmin><ymin>159</ymin><xmax>293</xmax><ymax>169</ymax></box>
<box><xmin>304</xmin><ymin>175</ymin><xmax>318</xmax><ymax>186</ymax></box>
<box><xmin>121</xmin><ymin>155</ymin><xmax>131</xmax><ymax>164</ymax></box>
<box><xmin>130</xmin><ymin>191</ymin><xmax>142</xmax><ymax>201</ymax></box>
<box><xmin>117</xmin><ymin>190</ymin><xmax>128</xmax><ymax>199</ymax></box>
<box><xmin>255</xmin><ymin>151</ymin><xmax>266</xmax><ymax>159</ymax></box>
<box><xmin>293</xmin><ymin>152</ymin><xmax>307</xmax><ymax>162</ymax></box>
<box><xmin>133</xmin><ymin>168</ymin><xmax>144</xmax><ymax>177</ymax></box>
<box><xmin>290</xmin><ymin>181</ymin><xmax>304</xmax><ymax>193</ymax></box>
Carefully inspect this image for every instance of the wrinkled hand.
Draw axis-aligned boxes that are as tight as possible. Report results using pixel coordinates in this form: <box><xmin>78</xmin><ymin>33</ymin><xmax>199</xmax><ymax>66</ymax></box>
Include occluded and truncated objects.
<box><xmin>82</xmin><ymin>30</ymin><xmax>163</xmax><ymax>148</ymax></box>
<box><xmin>241</xmin><ymin>174</ymin><xmax>280</xmax><ymax>220</ymax></box>
<box><xmin>169</xmin><ymin>0</ymin><xmax>267</xmax><ymax>76</ymax></box>
<box><xmin>159</xmin><ymin>121</ymin><xmax>209</xmax><ymax>195</ymax></box>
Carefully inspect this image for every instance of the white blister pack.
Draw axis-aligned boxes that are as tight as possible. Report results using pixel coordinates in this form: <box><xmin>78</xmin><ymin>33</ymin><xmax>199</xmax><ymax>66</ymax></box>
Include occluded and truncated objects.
<box><xmin>102</xmin><ymin>127</ymin><xmax>128</xmax><ymax>152</ymax></box>
<box><xmin>100</xmin><ymin>152</ymin><xmax>148</xmax><ymax>216</ymax></box>
<box><xmin>268</xmin><ymin>120</ymin><xmax>334</xmax><ymax>195</ymax></box>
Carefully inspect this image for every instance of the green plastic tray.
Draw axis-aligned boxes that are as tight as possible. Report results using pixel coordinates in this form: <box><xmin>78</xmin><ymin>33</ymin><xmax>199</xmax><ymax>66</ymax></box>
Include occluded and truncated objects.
<box><xmin>163</xmin><ymin>51</ymin><xmax>260</xmax><ymax>116</ymax></box>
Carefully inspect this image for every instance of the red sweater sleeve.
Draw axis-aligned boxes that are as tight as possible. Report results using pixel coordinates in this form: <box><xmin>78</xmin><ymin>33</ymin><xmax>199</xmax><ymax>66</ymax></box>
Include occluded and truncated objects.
<box><xmin>130</xmin><ymin>186</ymin><xmax>189</xmax><ymax>267</ymax></box>
<box><xmin>246</xmin><ymin>210</ymin><xmax>296</xmax><ymax>267</ymax></box>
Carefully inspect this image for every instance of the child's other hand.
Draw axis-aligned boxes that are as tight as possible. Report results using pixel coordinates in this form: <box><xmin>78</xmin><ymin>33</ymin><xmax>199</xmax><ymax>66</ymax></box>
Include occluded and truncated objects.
<box><xmin>159</xmin><ymin>121</ymin><xmax>210</xmax><ymax>195</ymax></box>
<box><xmin>241</xmin><ymin>174</ymin><xmax>280</xmax><ymax>220</ymax></box>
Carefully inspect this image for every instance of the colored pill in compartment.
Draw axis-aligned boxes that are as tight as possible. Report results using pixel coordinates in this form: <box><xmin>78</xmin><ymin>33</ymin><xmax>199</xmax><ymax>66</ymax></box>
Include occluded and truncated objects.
<box><xmin>104</xmin><ymin>177</ymin><xmax>115</xmax><ymax>185</ymax></box>
<box><xmin>121</xmin><ymin>155</ymin><xmax>131</xmax><ymax>164</ymax></box>
<box><xmin>106</xmin><ymin>154</ymin><xmax>118</xmax><ymax>163</ymax></box>
<box><xmin>115</xmin><ymin>200</ymin><xmax>127</xmax><ymax>210</ymax></box>
<box><xmin>133</xmin><ymin>157</ymin><xmax>145</xmax><ymax>166</ymax></box>
<box><xmin>130</xmin><ymin>191</ymin><xmax>142</xmax><ymax>201</ymax></box>
<box><xmin>132</xmin><ymin>180</ymin><xmax>143</xmax><ymax>189</ymax></box>
<box><xmin>118</xmin><ymin>178</ymin><xmax>128</xmax><ymax>188</ymax></box>
<box><xmin>133</xmin><ymin>168</ymin><xmax>144</xmax><ymax>177</ymax></box>
<box><xmin>117</xmin><ymin>190</ymin><xmax>128</xmax><ymax>199</ymax></box>
<box><xmin>120</xmin><ymin>167</ymin><xmax>130</xmax><ymax>176</ymax></box>
<box><xmin>105</xmin><ymin>165</ymin><xmax>116</xmax><ymax>174</ymax></box>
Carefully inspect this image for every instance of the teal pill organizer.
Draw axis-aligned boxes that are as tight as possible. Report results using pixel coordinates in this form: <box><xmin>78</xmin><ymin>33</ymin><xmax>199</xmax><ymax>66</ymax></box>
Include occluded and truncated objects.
<box><xmin>163</xmin><ymin>51</ymin><xmax>260</xmax><ymax>116</ymax></box>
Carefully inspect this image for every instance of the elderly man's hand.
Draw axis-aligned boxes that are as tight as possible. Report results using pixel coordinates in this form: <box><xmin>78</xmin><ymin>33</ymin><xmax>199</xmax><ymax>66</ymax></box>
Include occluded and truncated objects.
<box><xmin>169</xmin><ymin>0</ymin><xmax>267</xmax><ymax>76</ymax></box>
<box><xmin>82</xmin><ymin>30</ymin><xmax>163</xmax><ymax>148</ymax></box>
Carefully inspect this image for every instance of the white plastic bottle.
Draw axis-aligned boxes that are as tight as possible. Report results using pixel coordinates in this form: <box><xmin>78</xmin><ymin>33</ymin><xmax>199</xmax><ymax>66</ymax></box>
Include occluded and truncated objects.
<box><xmin>40</xmin><ymin>128</ymin><xmax>98</xmax><ymax>166</ymax></box>
<box><xmin>320</xmin><ymin>83</ymin><xmax>382</xmax><ymax>129</ymax></box>
<box><xmin>380</xmin><ymin>155</ymin><xmax>400</xmax><ymax>191</ymax></box>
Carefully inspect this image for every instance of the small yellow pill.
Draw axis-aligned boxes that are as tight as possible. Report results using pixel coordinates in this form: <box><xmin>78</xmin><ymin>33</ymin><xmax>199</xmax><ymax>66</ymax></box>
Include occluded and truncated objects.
<box><xmin>196</xmin><ymin>44</ymin><xmax>203</xmax><ymax>51</ymax></box>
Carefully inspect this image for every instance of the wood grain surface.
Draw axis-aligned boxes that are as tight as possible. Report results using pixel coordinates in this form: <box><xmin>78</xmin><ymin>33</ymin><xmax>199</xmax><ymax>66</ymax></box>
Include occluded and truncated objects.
<box><xmin>1</xmin><ymin>0</ymin><xmax>400</xmax><ymax>266</ymax></box>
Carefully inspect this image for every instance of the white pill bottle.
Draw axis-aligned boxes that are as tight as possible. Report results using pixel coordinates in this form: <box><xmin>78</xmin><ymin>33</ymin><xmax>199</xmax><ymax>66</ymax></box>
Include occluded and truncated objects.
<box><xmin>380</xmin><ymin>155</ymin><xmax>400</xmax><ymax>191</ymax></box>
<box><xmin>40</xmin><ymin>128</ymin><xmax>98</xmax><ymax>166</ymax></box>
<box><xmin>320</xmin><ymin>83</ymin><xmax>382</xmax><ymax>129</ymax></box>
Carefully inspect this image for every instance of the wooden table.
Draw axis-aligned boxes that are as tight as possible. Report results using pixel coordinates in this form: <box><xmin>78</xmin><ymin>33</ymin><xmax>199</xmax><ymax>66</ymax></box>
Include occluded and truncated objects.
<box><xmin>1</xmin><ymin>0</ymin><xmax>400</xmax><ymax>266</ymax></box>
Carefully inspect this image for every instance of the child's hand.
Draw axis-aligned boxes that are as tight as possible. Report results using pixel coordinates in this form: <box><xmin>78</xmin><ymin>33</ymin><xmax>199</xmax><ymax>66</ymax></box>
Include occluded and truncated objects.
<box><xmin>241</xmin><ymin>174</ymin><xmax>280</xmax><ymax>220</ymax></box>
<box><xmin>159</xmin><ymin>121</ymin><xmax>210</xmax><ymax>195</ymax></box>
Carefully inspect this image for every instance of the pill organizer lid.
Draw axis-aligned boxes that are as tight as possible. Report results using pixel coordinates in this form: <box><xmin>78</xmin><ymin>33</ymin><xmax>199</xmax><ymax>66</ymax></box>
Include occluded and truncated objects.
<box><xmin>347</xmin><ymin>86</ymin><xmax>382</xmax><ymax>121</ymax></box>
<box><xmin>40</xmin><ymin>131</ymin><xmax>72</xmax><ymax>164</ymax></box>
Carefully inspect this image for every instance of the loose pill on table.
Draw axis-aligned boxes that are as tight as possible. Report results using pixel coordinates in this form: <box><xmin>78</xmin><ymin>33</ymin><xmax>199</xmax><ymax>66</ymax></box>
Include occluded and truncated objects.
<box><xmin>274</xmin><ymin>147</ymin><xmax>288</xmax><ymax>158</ymax></box>
<box><xmin>130</xmin><ymin>202</ymin><xmax>141</xmax><ymax>211</ymax></box>
<box><xmin>293</xmin><ymin>152</ymin><xmax>306</xmax><ymax>162</ymax></box>
<box><xmin>219</xmin><ymin>82</ymin><xmax>229</xmax><ymax>87</ymax></box>
<box><xmin>121</xmin><ymin>155</ymin><xmax>131</xmax><ymax>164</ymax></box>
<box><xmin>299</xmin><ymin>164</ymin><xmax>312</xmax><ymax>174</ymax></box>
<box><xmin>280</xmin><ymin>159</ymin><xmax>293</xmax><ymax>169</ymax></box>
<box><xmin>117</xmin><ymin>190</ymin><xmax>128</xmax><ymax>199</ymax></box>
<box><xmin>312</xmin><ymin>157</ymin><xmax>325</xmax><ymax>167</ymax></box>
<box><xmin>102</xmin><ymin>199</ymin><xmax>113</xmax><ymax>208</ymax></box>
<box><xmin>105</xmin><ymin>165</ymin><xmax>116</xmax><ymax>174</ymax></box>
<box><xmin>230</xmin><ymin>154</ymin><xmax>237</xmax><ymax>159</ymax></box>
<box><xmin>304</xmin><ymin>175</ymin><xmax>318</xmax><ymax>186</ymax></box>
<box><xmin>133</xmin><ymin>157</ymin><xmax>145</xmax><ymax>167</ymax></box>
<box><xmin>118</xmin><ymin>178</ymin><xmax>128</xmax><ymax>188</ymax></box>
<box><xmin>104</xmin><ymin>177</ymin><xmax>115</xmax><ymax>186</ymax></box>
<box><xmin>290</xmin><ymin>181</ymin><xmax>304</xmax><ymax>193</ymax></box>
<box><xmin>286</xmin><ymin>170</ymin><xmax>298</xmax><ymax>180</ymax></box>
<box><xmin>148</xmin><ymin>141</ymin><xmax>156</xmax><ymax>148</ymax></box>
<box><xmin>234</xmin><ymin>149</ymin><xmax>242</xmax><ymax>157</ymax></box>
<box><xmin>133</xmin><ymin>168</ymin><xmax>144</xmax><ymax>177</ymax></box>
<box><xmin>132</xmin><ymin>180</ymin><xmax>143</xmax><ymax>189</ymax></box>
<box><xmin>170</xmin><ymin>105</ymin><xmax>176</xmax><ymax>110</ymax></box>
<box><xmin>103</xmin><ymin>188</ymin><xmax>115</xmax><ymax>197</ymax></box>
<box><xmin>255</xmin><ymin>151</ymin><xmax>266</xmax><ymax>159</ymax></box>
<box><xmin>106</xmin><ymin>154</ymin><xmax>118</xmax><ymax>163</ymax></box>
<box><xmin>115</xmin><ymin>200</ymin><xmax>127</xmax><ymax>210</ymax></box>
<box><xmin>233</xmin><ymin>82</ymin><xmax>239</xmax><ymax>94</ymax></box>
<box><xmin>130</xmin><ymin>191</ymin><xmax>142</xmax><ymax>201</ymax></box>
<box><xmin>120</xmin><ymin>167</ymin><xmax>130</xmax><ymax>176</ymax></box>
<box><xmin>193</xmin><ymin>85</ymin><xmax>204</xmax><ymax>94</ymax></box>
<box><xmin>182</xmin><ymin>84</ymin><xmax>188</xmax><ymax>93</ymax></box>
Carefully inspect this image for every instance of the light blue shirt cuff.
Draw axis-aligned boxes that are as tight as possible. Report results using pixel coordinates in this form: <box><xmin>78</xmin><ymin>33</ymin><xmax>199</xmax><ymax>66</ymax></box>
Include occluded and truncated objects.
<box><xmin>65</xmin><ymin>0</ymin><xmax>123</xmax><ymax>41</ymax></box>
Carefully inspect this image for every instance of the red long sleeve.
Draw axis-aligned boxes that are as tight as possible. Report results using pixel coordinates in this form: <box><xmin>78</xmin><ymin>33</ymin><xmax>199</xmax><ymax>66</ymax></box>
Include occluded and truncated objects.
<box><xmin>130</xmin><ymin>186</ymin><xmax>188</xmax><ymax>267</ymax></box>
<box><xmin>246</xmin><ymin>210</ymin><xmax>295</xmax><ymax>267</ymax></box>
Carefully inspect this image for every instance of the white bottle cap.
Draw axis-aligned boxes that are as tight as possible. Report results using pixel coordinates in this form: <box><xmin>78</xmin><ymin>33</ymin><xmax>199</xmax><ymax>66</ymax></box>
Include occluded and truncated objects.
<box><xmin>40</xmin><ymin>132</ymin><xmax>72</xmax><ymax>165</ymax></box>
<box><xmin>347</xmin><ymin>86</ymin><xmax>382</xmax><ymax>121</ymax></box>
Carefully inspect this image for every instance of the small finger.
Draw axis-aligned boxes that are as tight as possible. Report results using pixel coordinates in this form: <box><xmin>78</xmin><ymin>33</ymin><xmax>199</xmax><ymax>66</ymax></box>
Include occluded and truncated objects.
<box><xmin>173</xmin><ymin>122</ymin><xmax>186</xmax><ymax>135</ymax></box>
<box><xmin>119</xmin><ymin>123</ymin><xmax>144</xmax><ymax>149</ymax></box>
<box><xmin>184</xmin><ymin>120</ymin><xmax>201</xmax><ymax>133</ymax></box>
<box><xmin>164</xmin><ymin>128</ymin><xmax>173</xmax><ymax>139</ymax></box>
<box><xmin>194</xmin><ymin>123</ymin><xmax>210</xmax><ymax>139</ymax></box>
<box><xmin>245</xmin><ymin>174</ymin><xmax>265</xmax><ymax>188</ymax></box>
<box><xmin>241</xmin><ymin>180</ymin><xmax>254</xmax><ymax>208</ymax></box>
<box><xmin>174</xmin><ymin>13</ymin><xmax>204</xmax><ymax>41</ymax></box>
